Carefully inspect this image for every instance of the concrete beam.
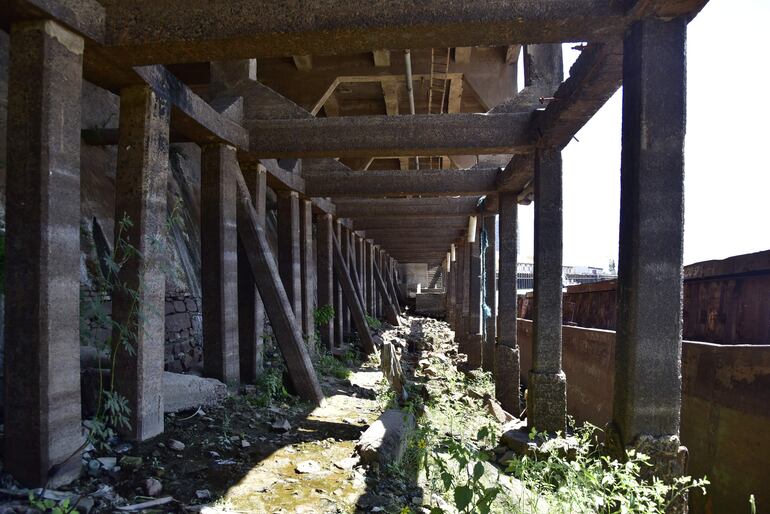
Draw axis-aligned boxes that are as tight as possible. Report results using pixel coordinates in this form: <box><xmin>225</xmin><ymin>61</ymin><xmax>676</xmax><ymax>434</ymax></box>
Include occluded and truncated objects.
<box><xmin>234</xmin><ymin>160</ymin><xmax>323</xmax><ymax>404</ymax></box>
<box><xmin>334</xmin><ymin>197</ymin><xmax>480</xmax><ymax>218</ymax></box>
<box><xmin>305</xmin><ymin>168</ymin><xmax>500</xmax><ymax>198</ymax></box>
<box><xmin>96</xmin><ymin>1</ymin><xmax>633</xmax><ymax>65</ymax></box>
<box><xmin>352</xmin><ymin>216</ymin><xmax>467</xmax><ymax>230</ymax></box>
<box><xmin>248</xmin><ymin>113</ymin><xmax>532</xmax><ymax>158</ymax></box>
<box><xmin>373</xmin><ymin>49</ymin><xmax>391</xmax><ymax>67</ymax></box>
<box><xmin>1</xmin><ymin>0</ymin><xmax>105</xmax><ymax>43</ymax></box>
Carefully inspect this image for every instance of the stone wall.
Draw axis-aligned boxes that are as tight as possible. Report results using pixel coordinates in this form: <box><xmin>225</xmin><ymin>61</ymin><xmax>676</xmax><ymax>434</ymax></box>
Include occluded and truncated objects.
<box><xmin>517</xmin><ymin>319</ymin><xmax>770</xmax><ymax>513</ymax></box>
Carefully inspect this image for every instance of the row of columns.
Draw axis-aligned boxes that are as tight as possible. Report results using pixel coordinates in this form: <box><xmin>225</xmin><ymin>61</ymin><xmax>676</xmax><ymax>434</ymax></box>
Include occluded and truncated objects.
<box><xmin>446</xmin><ymin>17</ymin><xmax>689</xmax><ymax>474</ymax></box>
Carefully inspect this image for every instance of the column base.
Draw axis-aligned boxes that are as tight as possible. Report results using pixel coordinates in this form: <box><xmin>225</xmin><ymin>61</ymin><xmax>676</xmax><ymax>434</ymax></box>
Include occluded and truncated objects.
<box><xmin>527</xmin><ymin>370</ymin><xmax>567</xmax><ymax>434</ymax></box>
<box><xmin>465</xmin><ymin>334</ymin><xmax>483</xmax><ymax>369</ymax></box>
<box><xmin>494</xmin><ymin>345</ymin><xmax>520</xmax><ymax>415</ymax></box>
<box><xmin>482</xmin><ymin>335</ymin><xmax>495</xmax><ymax>373</ymax></box>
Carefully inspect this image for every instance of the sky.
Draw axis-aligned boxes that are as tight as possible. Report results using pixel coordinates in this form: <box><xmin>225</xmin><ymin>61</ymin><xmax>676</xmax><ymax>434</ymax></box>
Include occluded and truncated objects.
<box><xmin>515</xmin><ymin>0</ymin><xmax>770</xmax><ymax>268</ymax></box>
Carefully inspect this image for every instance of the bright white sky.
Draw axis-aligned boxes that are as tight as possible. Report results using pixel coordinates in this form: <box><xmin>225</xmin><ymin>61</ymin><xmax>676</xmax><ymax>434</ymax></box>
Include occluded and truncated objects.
<box><xmin>516</xmin><ymin>0</ymin><xmax>770</xmax><ymax>268</ymax></box>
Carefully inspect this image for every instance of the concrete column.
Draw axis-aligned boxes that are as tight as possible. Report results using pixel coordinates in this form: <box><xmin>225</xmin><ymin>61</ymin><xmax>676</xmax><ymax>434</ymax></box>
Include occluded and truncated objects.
<box><xmin>341</xmin><ymin>227</ymin><xmax>353</xmax><ymax>338</ymax></box>
<box><xmin>278</xmin><ymin>192</ymin><xmax>302</xmax><ymax>323</ymax></box>
<box><xmin>202</xmin><ymin>144</ymin><xmax>240</xmax><ymax>385</ymax></box>
<box><xmin>460</xmin><ymin>240</ymin><xmax>472</xmax><ymax>352</ymax></box>
<box><xmin>111</xmin><ymin>83</ymin><xmax>170</xmax><ymax>441</ymax></box>
<box><xmin>613</xmin><ymin>17</ymin><xmax>688</xmax><ymax>478</ymax></box>
<box><xmin>4</xmin><ymin>20</ymin><xmax>84</xmax><ymax>486</ymax></box>
<box><xmin>374</xmin><ymin>245</ymin><xmax>382</xmax><ymax>318</ymax></box>
<box><xmin>365</xmin><ymin>240</ymin><xmax>375</xmax><ymax>315</ymax></box>
<box><xmin>445</xmin><ymin>252</ymin><xmax>454</xmax><ymax>326</ymax></box>
<box><xmin>528</xmin><ymin>148</ymin><xmax>566</xmax><ymax>434</ymax></box>
<box><xmin>334</xmin><ymin>220</ymin><xmax>345</xmax><ymax>347</ymax></box>
<box><xmin>483</xmin><ymin>213</ymin><xmax>498</xmax><ymax>373</ymax></box>
<box><xmin>466</xmin><ymin>224</ymin><xmax>483</xmax><ymax>368</ymax></box>
<box><xmin>237</xmin><ymin>165</ymin><xmax>266</xmax><ymax>383</ymax></box>
<box><xmin>453</xmin><ymin>241</ymin><xmax>466</xmax><ymax>344</ymax></box>
<box><xmin>356</xmin><ymin>235</ymin><xmax>366</xmax><ymax>311</ymax></box>
<box><xmin>496</xmin><ymin>193</ymin><xmax>520</xmax><ymax>414</ymax></box>
<box><xmin>299</xmin><ymin>199</ymin><xmax>315</xmax><ymax>344</ymax></box>
<box><xmin>316</xmin><ymin>214</ymin><xmax>334</xmax><ymax>349</ymax></box>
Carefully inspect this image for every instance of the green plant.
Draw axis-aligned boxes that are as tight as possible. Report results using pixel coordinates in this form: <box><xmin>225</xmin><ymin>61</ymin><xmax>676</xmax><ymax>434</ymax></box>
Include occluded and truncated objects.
<box><xmin>249</xmin><ymin>368</ymin><xmax>289</xmax><ymax>407</ymax></box>
<box><xmin>365</xmin><ymin>314</ymin><xmax>382</xmax><ymax>330</ymax></box>
<box><xmin>28</xmin><ymin>493</ymin><xmax>73</xmax><ymax>514</ymax></box>
<box><xmin>313</xmin><ymin>304</ymin><xmax>335</xmax><ymax>328</ymax></box>
<box><xmin>314</xmin><ymin>350</ymin><xmax>351</xmax><ymax>380</ymax></box>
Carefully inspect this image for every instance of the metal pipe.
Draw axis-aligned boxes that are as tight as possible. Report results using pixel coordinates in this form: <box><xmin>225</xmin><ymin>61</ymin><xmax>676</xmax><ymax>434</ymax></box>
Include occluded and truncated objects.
<box><xmin>404</xmin><ymin>49</ymin><xmax>419</xmax><ymax>169</ymax></box>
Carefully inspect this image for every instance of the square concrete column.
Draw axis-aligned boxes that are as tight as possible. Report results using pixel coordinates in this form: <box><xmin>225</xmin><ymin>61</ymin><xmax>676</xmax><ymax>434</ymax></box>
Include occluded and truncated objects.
<box><xmin>341</xmin><ymin>227</ymin><xmax>353</xmax><ymax>338</ymax></box>
<box><xmin>483</xmin><ymin>213</ymin><xmax>498</xmax><ymax>373</ymax></box>
<box><xmin>460</xmin><ymin>240</ymin><xmax>472</xmax><ymax>351</ymax></box>
<box><xmin>334</xmin><ymin>220</ymin><xmax>345</xmax><ymax>347</ymax></box>
<box><xmin>316</xmin><ymin>214</ymin><xmax>334</xmax><ymax>349</ymax></box>
<box><xmin>528</xmin><ymin>148</ymin><xmax>566</xmax><ymax>434</ymax></box>
<box><xmin>374</xmin><ymin>245</ymin><xmax>382</xmax><ymax>318</ymax></box>
<box><xmin>299</xmin><ymin>199</ymin><xmax>315</xmax><ymax>343</ymax></box>
<box><xmin>612</xmin><ymin>17</ymin><xmax>688</xmax><ymax>478</ymax></box>
<box><xmin>466</xmin><ymin>224</ymin><xmax>483</xmax><ymax>368</ymax></box>
<box><xmin>365</xmin><ymin>239</ymin><xmax>376</xmax><ymax>315</ymax></box>
<box><xmin>453</xmin><ymin>240</ymin><xmax>466</xmax><ymax>344</ymax></box>
<box><xmin>278</xmin><ymin>191</ymin><xmax>302</xmax><ymax>325</ymax></box>
<box><xmin>237</xmin><ymin>165</ymin><xmax>266</xmax><ymax>383</ymax></box>
<box><xmin>4</xmin><ymin>20</ymin><xmax>84</xmax><ymax>486</ymax></box>
<box><xmin>355</xmin><ymin>235</ymin><xmax>366</xmax><ymax>311</ymax></box>
<box><xmin>112</xmin><ymin>83</ymin><xmax>170</xmax><ymax>441</ymax></box>
<box><xmin>496</xmin><ymin>193</ymin><xmax>520</xmax><ymax>414</ymax></box>
<box><xmin>445</xmin><ymin>251</ymin><xmax>454</xmax><ymax>326</ymax></box>
<box><xmin>202</xmin><ymin>144</ymin><xmax>240</xmax><ymax>385</ymax></box>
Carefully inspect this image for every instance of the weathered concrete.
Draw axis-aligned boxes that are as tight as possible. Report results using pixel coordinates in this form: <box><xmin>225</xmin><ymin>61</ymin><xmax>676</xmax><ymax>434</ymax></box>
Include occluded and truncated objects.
<box><xmin>299</xmin><ymin>199</ymin><xmax>316</xmax><ymax>341</ymax></box>
<box><xmin>234</xmin><ymin>164</ymin><xmax>323</xmax><ymax>404</ymax></box>
<box><xmin>112</xmin><ymin>83</ymin><xmax>169</xmax><ymax>442</ymax></box>
<box><xmin>341</xmin><ymin>227</ymin><xmax>353</xmax><ymax>338</ymax></box>
<box><xmin>372</xmin><ymin>258</ymin><xmax>400</xmax><ymax>326</ymax></box>
<box><xmin>237</xmin><ymin>164</ymin><xmax>266</xmax><ymax>383</ymax></box>
<box><xmin>528</xmin><ymin>149</ymin><xmax>566</xmax><ymax>434</ymax></box>
<box><xmin>334</xmin><ymin>220</ymin><xmax>345</xmax><ymax>347</ymax></box>
<box><xmin>249</xmin><ymin>113</ymin><xmax>532</xmax><ymax>158</ymax></box>
<box><xmin>613</xmin><ymin>18</ymin><xmax>688</xmax><ymax>472</ymax></box>
<box><xmin>277</xmin><ymin>191</ymin><xmax>302</xmax><ymax>326</ymax></box>
<box><xmin>305</xmin><ymin>168</ymin><xmax>500</xmax><ymax>197</ymax></box>
<box><xmin>381</xmin><ymin>342</ymin><xmax>406</xmax><ymax>401</ymax></box>
<box><xmin>453</xmin><ymin>241</ymin><xmax>466</xmax><ymax>347</ymax></box>
<box><xmin>4</xmin><ymin>19</ymin><xmax>85</xmax><ymax>486</ymax></box>
<box><xmin>365</xmin><ymin>240</ymin><xmax>376</xmax><ymax>315</ymax></box>
<box><xmin>162</xmin><ymin>372</ymin><xmax>227</xmax><ymax>413</ymax></box>
<box><xmin>331</xmin><ymin>233</ymin><xmax>376</xmax><ymax>354</ymax></box>
<box><xmin>201</xmin><ymin>144</ymin><xmax>240</xmax><ymax>385</ymax></box>
<box><xmin>466</xmin><ymin>224</ymin><xmax>483</xmax><ymax>368</ymax></box>
<box><xmin>483</xmin><ymin>213</ymin><xmax>497</xmax><ymax>373</ymax></box>
<box><xmin>316</xmin><ymin>214</ymin><xmax>334</xmax><ymax>349</ymax></box>
<box><xmin>335</xmin><ymin>197</ymin><xmax>479</xmax><ymax>218</ymax></box>
<box><xmin>356</xmin><ymin>409</ymin><xmax>415</xmax><ymax>468</ymax></box>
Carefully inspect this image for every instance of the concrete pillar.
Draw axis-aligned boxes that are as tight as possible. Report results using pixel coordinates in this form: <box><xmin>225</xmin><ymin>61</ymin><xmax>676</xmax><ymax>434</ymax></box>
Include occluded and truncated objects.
<box><xmin>453</xmin><ymin>241</ymin><xmax>466</xmax><ymax>344</ymax></box>
<box><xmin>460</xmin><ymin>240</ymin><xmax>472</xmax><ymax>352</ymax></box>
<box><xmin>4</xmin><ymin>20</ymin><xmax>84</xmax><ymax>486</ymax></box>
<box><xmin>374</xmin><ymin>245</ymin><xmax>382</xmax><ymax>319</ymax></box>
<box><xmin>613</xmin><ymin>17</ymin><xmax>688</xmax><ymax>477</ymax></box>
<box><xmin>341</xmin><ymin>227</ymin><xmax>353</xmax><ymax>338</ymax></box>
<box><xmin>111</xmin><ymin>83</ymin><xmax>170</xmax><ymax>441</ymax></box>
<box><xmin>496</xmin><ymin>192</ymin><xmax>520</xmax><ymax>415</ymax></box>
<box><xmin>365</xmin><ymin>240</ymin><xmax>375</xmax><ymax>315</ymax></box>
<box><xmin>334</xmin><ymin>220</ymin><xmax>345</xmax><ymax>347</ymax></box>
<box><xmin>316</xmin><ymin>214</ymin><xmax>334</xmax><ymax>349</ymax></box>
<box><xmin>528</xmin><ymin>148</ymin><xmax>566</xmax><ymax>434</ymax></box>
<box><xmin>237</xmin><ymin>165</ymin><xmax>266</xmax><ymax>383</ymax></box>
<box><xmin>278</xmin><ymin>192</ymin><xmax>302</xmax><ymax>323</ymax></box>
<box><xmin>299</xmin><ymin>199</ymin><xmax>315</xmax><ymax>344</ymax></box>
<box><xmin>483</xmin><ymin>213</ymin><xmax>498</xmax><ymax>373</ymax></box>
<box><xmin>466</xmin><ymin>224</ymin><xmax>483</xmax><ymax>368</ymax></box>
<box><xmin>201</xmin><ymin>144</ymin><xmax>240</xmax><ymax>385</ymax></box>
<box><xmin>446</xmin><ymin>251</ymin><xmax>454</xmax><ymax>325</ymax></box>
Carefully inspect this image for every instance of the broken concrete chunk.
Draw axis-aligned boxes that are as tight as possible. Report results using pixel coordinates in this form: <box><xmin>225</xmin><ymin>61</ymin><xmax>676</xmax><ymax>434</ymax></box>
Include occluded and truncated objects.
<box><xmin>380</xmin><ymin>342</ymin><xmax>407</xmax><ymax>402</ymax></box>
<box><xmin>295</xmin><ymin>460</ymin><xmax>322</xmax><ymax>474</ymax></box>
<box><xmin>144</xmin><ymin>477</ymin><xmax>163</xmax><ymax>497</ymax></box>
<box><xmin>484</xmin><ymin>397</ymin><xmax>512</xmax><ymax>424</ymax></box>
<box><xmin>271</xmin><ymin>418</ymin><xmax>292</xmax><ymax>432</ymax></box>
<box><xmin>356</xmin><ymin>409</ymin><xmax>415</xmax><ymax>467</ymax></box>
<box><xmin>163</xmin><ymin>372</ymin><xmax>227</xmax><ymax>413</ymax></box>
<box><xmin>168</xmin><ymin>439</ymin><xmax>186</xmax><ymax>451</ymax></box>
<box><xmin>333</xmin><ymin>456</ymin><xmax>360</xmax><ymax>470</ymax></box>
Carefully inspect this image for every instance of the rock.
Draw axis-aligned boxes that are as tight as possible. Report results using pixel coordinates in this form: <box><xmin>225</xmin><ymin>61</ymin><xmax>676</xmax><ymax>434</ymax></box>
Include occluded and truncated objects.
<box><xmin>380</xmin><ymin>342</ymin><xmax>407</xmax><ymax>402</ymax></box>
<box><xmin>498</xmin><ymin>450</ymin><xmax>517</xmax><ymax>466</ymax></box>
<box><xmin>499</xmin><ymin>420</ymin><xmax>537</xmax><ymax>456</ymax></box>
<box><xmin>356</xmin><ymin>409</ymin><xmax>415</xmax><ymax>467</ymax></box>
<box><xmin>333</xmin><ymin>456</ymin><xmax>360</xmax><ymax>470</ymax></box>
<box><xmin>96</xmin><ymin>456</ymin><xmax>117</xmax><ymax>470</ymax></box>
<box><xmin>168</xmin><ymin>439</ymin><xmax>186</xmax><ymax>451</ymax></box>
<box><xmin>241</xmin><ymin>439</ymin><xmax>251</xmax><ymax>448</ymax></box>
<box><xmin>120</xmin><ymin>456</ymin><xmax>143</xmax><ymax>470</ymax></box>
<box><xmin>144</xmin><ymin>477</ymin><xmax>163</xmax><ymax>496</ymax></box>
<box><xmin>195</xmin><ymin>489</ymin><xmax>212</xmax><ymax>500</ymax></box>
<box><xmin>271</xmin><ymin>418</ymin><xmax>292</xmax><ymax>432</ymax></box>
<box><xmin>484</xmin><ymin>397</ymin><xmax>510</xmax><ymax>424</ymax></box>
<box><xmin>295</xmin><ymin>460</ymin><xmax>322</xmax><ymax>474</ymax></box>
<box><xmin>163</xmin><ymin>372</ymin><xmax>227</xmax><ymax>413</ymax></box>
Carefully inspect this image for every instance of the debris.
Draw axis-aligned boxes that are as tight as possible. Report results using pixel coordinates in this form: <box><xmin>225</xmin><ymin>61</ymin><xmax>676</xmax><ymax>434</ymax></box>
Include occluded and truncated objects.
<box><xmin>119</xmin><ymin>456</ymin><xmax>143</xmax><ymax>470</ymax></box>
<box><xmin>168</xmin><ymin>439</ymin><xmax>186</xmax><ymax>451</ymax></box>
<box><xmin>295</xmin><ymin>460</ymin><xmax>322</xmax><ymax>474</ymax></box>
<box><xmin>195</xmin><ymin>489</ymin><xmax>212</xmax><ymax>500</ymax></box>
<box><xmin>271</xmin><ymin>418</ymin><xmax>292</xmax><ymax>433</ymax></box>
<box><xmin>145</xmin><ymin>477</ymin><xmax>163</xmax><ymax>497</ymax></box>
<box><xmin>356</xmin><ymin>409</ymin><xmax>415</xmax><ymax>467</ymax></box>
<box><xmin>333</xmin><ymin>456</ymin><xmax>360</xmax><ymax>470</ymax></box>
<box><xmin>115</xmin><ymin>496</ymin><xmax>174</xmax><ymax>511</ymax></box>
<box><xmin>241</xmin><ymin>439</ymin><xmax>251</xmax><ymax>448</ymax></box>
<box><xmin>484</xmin><ymin>397</ymin><xmax>511</xmax><ymax>424</ymax></box>
<box><xmin>380</xmin><ymin>342</ymin><xmax>407</xmax><ymax>402</ymax></box>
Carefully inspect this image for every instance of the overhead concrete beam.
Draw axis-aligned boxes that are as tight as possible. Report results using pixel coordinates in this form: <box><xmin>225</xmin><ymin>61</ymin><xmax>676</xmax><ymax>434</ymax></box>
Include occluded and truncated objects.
<box><xmin>95</xmin><ymin>1</ymin><xmax>637</xmax><ymax>65</ymax></box>
<box><xmin>248</xmin><ymin>113</ymin><xmax>533</xmax><ymax>158</ymax></box>
<box><xmin>334</xmin><ymin>197</ymin><xmax>480</xmax><ymax>218</ymax></box>
<box><xmin>1</xmin><ymin>0</ymin><xmax>106</xmax><ymax>43</ymax></box>
<box><xmin>352</xmin><ymin>216</ymin><xmax>467</xmax><ymax>230</ymax></box>
<box><xmin>305</xmin><ymin>168</ymin><xmax>499</xmax><ymax>198</ymax></box>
